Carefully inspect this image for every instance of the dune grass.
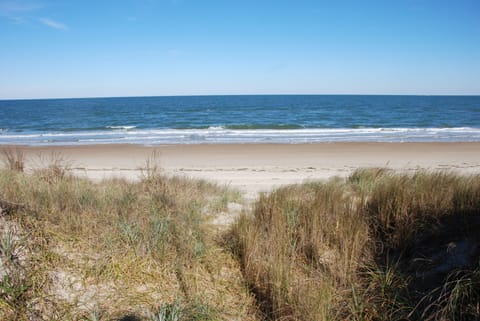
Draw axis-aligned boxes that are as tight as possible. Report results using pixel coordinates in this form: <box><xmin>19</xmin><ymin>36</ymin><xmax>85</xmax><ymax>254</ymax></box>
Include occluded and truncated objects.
<box><xmin>1</xmin><ymin>148</ymin><xmax>25</xmax><ymax>172</ymax></box>
<box><xmin>0</xmin><ymin>155</ymin><xmax>257</xmax><ymax>320</ymax></box>
<box><xmin>2</xmin><ymin>149</ymin><xmax>480</xmax><ymax>321</ymax></box>
<box><xmin>230</xmin><ymin>169</ymin><xmax>480</xmax><ymax>321</ymax></box>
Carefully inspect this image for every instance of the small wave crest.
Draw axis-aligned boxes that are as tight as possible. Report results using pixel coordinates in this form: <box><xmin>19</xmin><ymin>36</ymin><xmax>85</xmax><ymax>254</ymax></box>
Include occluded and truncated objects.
<box><xmin>106</xmin><ymin>126</ymin><xmax>137</xmax><ymax>130</ymax></box>
<box><xmin>225</xmin><ymin>124</ymin><xmax>305</xmax><ymax>130</ymax></box>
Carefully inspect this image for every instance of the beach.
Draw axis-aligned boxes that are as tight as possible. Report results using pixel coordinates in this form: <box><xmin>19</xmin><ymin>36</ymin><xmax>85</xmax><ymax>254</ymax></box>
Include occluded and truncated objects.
<box><xmin>2</xmin><ymin>0</ymin><xmax>479</xmax><ymax>317</ymax></box>
<box><xmin>13</xmin><ymin>142</ymin><xmax>480</xmax><ymax>200</ymax></box>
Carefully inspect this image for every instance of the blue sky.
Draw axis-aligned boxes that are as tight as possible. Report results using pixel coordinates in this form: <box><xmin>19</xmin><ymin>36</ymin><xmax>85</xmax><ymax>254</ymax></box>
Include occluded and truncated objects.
<box><xmin>0</xmin><ymin>0</ymin><xmax>479</xmax><ymax>99</ymax></box>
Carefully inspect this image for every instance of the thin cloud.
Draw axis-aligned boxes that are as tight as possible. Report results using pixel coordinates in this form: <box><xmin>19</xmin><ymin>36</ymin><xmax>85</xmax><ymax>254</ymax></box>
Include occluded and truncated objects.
<box><xmin>0</xmin><ymin>0</ymin><xmax>41</xmax><ymax>25</ymax></box>
<box><xmin>0</xmin><ymin>0</ymin><xmax>42</xmax><ymax>14</ymax></box>
<box><xmin>39</xmin><ymin>17</ymin><xmax>68</xmax><ymax>30</ymax></box>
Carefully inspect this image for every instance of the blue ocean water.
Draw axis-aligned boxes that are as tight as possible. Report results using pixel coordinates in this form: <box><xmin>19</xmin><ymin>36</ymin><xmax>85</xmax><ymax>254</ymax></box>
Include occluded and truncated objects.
<box><xmin>0</xmin><ymin>95</ymin><xmax>479</xmax><ymax>145</ymax></box>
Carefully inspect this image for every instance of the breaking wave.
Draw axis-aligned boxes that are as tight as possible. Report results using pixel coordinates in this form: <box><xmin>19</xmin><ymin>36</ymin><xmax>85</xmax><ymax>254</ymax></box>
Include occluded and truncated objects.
<box><xmin>0</xmin><ymin>127</ymin><xmax>479</xmax><ymax>146</ymax></box>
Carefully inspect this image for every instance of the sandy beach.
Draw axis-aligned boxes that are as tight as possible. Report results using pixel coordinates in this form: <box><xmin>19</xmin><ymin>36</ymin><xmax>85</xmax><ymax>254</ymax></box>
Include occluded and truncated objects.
<box><xmin>9</xmin><ymin>142</ymin><xmax>480</xmax><ymax>200</ymax></box>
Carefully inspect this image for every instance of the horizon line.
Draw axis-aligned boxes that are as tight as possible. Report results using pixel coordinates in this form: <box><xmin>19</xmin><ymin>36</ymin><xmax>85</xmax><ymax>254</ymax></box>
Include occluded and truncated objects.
<box><xmin>2</xmin><ymin>92</ymin><xmax>480</xmax><ymax>101</ymax></box>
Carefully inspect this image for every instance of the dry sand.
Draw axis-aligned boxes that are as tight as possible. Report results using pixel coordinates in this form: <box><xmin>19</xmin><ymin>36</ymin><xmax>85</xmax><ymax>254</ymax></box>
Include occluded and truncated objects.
<box><xmin>11</xmin><ymin>142</ymin><xmax>480</xmax><ymax>200</ymax></box>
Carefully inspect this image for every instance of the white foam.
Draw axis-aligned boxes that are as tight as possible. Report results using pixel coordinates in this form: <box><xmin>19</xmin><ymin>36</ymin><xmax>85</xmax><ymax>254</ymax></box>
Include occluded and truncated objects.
<box><xmin>106</xmin><ymin>126</ymin><xmax>137</xmax><ymax>130</ymax></box>
<box><xmin>0</xmin><ymin>127</ymin><xmax>479</xmax><ymax>145</ymax></box>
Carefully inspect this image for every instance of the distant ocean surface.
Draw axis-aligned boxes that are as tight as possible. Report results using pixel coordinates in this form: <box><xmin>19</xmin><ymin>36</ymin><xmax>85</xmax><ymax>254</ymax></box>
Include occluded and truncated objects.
<box><xmin>0</xmin><ymin>95</ymin><xmax>479</xmax><ymax>145</ymax></box>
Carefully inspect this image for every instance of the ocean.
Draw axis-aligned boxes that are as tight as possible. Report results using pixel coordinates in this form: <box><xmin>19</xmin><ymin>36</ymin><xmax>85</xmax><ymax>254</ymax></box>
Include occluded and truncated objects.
<box><xmin>0</xmin><ymin>95</ymin><xmax>479</xmax><ymax>145</ymax></box>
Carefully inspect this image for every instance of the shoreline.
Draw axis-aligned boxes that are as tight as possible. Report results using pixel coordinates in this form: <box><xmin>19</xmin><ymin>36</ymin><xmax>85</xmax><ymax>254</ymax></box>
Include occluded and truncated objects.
<box><xmin>4</xmin><ymin>142</ymin><xmax>480</xmax><ymax>200</ymax></box>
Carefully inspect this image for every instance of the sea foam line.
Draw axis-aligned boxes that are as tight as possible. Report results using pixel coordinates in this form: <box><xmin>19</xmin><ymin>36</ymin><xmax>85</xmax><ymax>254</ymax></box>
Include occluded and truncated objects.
<box><xmin>0</xmin><ymin>127</ymin><xmax>479</xmax><ymax>145</ymax></box>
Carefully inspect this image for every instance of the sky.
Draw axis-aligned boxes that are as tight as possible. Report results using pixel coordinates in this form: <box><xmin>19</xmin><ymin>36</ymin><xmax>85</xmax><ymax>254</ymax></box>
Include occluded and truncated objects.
<box><xmin>0</xmin><ymin>0</ymin><xmax>479</xmax><ymax>99</ymax></box>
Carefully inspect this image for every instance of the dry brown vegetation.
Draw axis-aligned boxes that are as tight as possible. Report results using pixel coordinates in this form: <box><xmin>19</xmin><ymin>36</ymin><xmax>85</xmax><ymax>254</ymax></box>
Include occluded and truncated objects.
<box><xmin>230</xmin><ymin>169</ymin><xmax>480</xmax><ymax>321</ymax></box>
<box><xmin>2</xmin><ymin>149</ymin><xmax>480</xmax><ymax>321</ymax></box>
<box><xmin>0</xmin><ymin>153</ymin><xmax>256</xmax><ymax>320</ymax></box>
<box><xmin>1</xmin><ymin>148</ymin><xmax>25</xmax><ymax>172</ymax></box>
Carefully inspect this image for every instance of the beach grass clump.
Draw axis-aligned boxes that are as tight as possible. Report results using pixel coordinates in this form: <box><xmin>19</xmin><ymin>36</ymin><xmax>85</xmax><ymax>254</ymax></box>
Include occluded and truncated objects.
<box><xmin>231</xmin><ymin>180</ymin><xmax>371</xmax><ymax>320</ymax></box>
<box><xmin>1</xmin><ymin>148</ymin><xmax>25</xmax><ymax>172</ymax></box>
<box><xmin>0</xmin><ymin>221</ymin><xmax>31</xmax><ymax>319</ymax></box>
<box><xmin>231</xmin><ymin>169</ymin><xmax>480</xmax><ymax>321</ymax></box>
<box><xmin>0</xmin><ymin>156</ymin><xmax>257</xmax><ymax>320</ymax></box>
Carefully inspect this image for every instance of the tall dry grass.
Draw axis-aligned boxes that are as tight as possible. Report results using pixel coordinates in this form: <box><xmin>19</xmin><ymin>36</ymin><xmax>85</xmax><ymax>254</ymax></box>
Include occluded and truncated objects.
<box><xmin>1</xmin><ymin>148</ymin><xmax>25</xmax><ymax>172</ymax></box>
<box><xmin>0</xmin><ymin>155</ymin><xmax>257</xmax><ymax>320</ymax></box>
<box><xmin>3</xmin><ymin>148</ymin><xmax>480</xmax><ymax>321</ymax></box>
<box><xmin>231</xmin><ymin>169</ymin><xmax>480</xmax><ymax>321</ymax></box>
